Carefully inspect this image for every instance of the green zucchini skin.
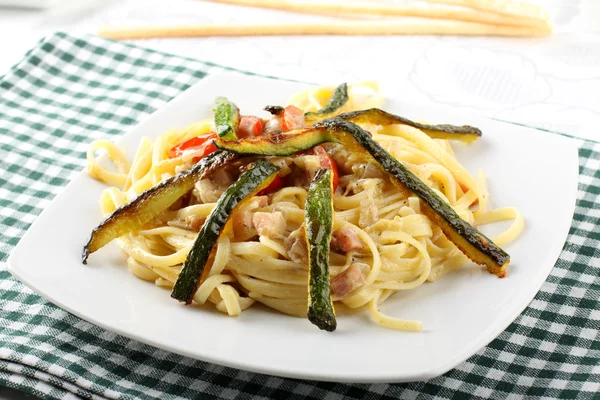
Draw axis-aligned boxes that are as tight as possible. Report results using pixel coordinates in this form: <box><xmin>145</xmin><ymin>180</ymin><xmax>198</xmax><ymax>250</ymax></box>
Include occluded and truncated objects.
<box><xmin>305</xmin><ymin>169</ymin><xmax>336</xmax><ymax>332</ymax></box>
<box><xmin>214</xmin><ymin>97</ymin><xmax>240</xmax><ymax>141</ymax></box>
<box><xmin>339</xmin><ymin>108</ymin><xmax>482</xmax><ymax>143</ymax></box>
<box><xmin>214</xmin><ymin>127</ymin><xmax>337</xmax><ymax>156</ymax></box>
<box><xmin>264</xmin><ymin>105</ymin><xmax>284</xmax><ymax>116</ymax></box>
<box><xmin>318</xmin><ymin>118</ymin><xmax>509</xmax><ymax>276</ymax></box>
<box><xmin>304</xmin><ymin>83</ymin><xmax>349</xmax><ymax>124</ymax></box>
<box><xmin>171</xmin><ymin>159</ymin><xmax>280</xmax><ymax>304</ymax></box>
<box><xmin>82</xmin><ymin>151</ymin><xmax>238</xmax><ymax>264</ymax></box>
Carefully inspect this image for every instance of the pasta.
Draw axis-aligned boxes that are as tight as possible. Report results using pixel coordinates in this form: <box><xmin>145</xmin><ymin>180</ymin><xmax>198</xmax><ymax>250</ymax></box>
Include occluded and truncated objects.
<box><xmin>86</xmin><ymin>82</ymin><xmax>523</xmax><ymax>331</ymax></box>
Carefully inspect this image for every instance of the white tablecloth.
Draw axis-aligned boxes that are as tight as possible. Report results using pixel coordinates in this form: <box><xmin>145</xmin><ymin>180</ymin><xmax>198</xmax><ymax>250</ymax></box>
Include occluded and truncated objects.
<box><xmin>1</xmin><ymin>0</ymin><xmax>599</xmax><ymax>142</ymax></box>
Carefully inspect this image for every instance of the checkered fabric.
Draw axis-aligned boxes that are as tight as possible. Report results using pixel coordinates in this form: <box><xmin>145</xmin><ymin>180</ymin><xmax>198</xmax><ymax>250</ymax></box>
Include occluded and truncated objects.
<box><xmin>0</xmin><ymin>32</ymin><xmax>598</xmax><ymax>400</ymax></box>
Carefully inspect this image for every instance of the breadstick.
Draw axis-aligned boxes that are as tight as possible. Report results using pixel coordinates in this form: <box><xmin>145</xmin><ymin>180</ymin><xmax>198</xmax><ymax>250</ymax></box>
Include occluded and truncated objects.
<box><xmin>423</xmin><ymin>0</ymin><xmax>549</xmax><ymax>21</ymax></box>
<box><xmin>98</xmin><ymin>20</ymin><xmax>552</xmax><ymax>40</ymax></box>
<box><xmin>205</xmin><ymin>0</ymin><xmax>548</xmax><ymax>28</ymax></box>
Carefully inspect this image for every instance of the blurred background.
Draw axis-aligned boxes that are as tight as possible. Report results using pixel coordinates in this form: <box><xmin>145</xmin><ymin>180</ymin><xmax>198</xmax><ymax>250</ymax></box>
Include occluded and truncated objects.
<box><xmin>0</xmin><ymin>1</ymin><xmax>598</xmax><ymax>76</ymax></box>
<box><xmin>0</xmin><ymin>0</ymin><xmax>598</xmax><ymax>141</ymax></box>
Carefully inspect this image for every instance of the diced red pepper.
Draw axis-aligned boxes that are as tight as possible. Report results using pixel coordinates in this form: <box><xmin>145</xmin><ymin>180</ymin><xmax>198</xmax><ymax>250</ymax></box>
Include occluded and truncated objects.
<box><xmin>238</xmin><ymin>116</ymin><xmax>263</xmax><ymax>138</ymax></box>
<box><xmin>258</xmin><ymin>174</ymin><xmax>284</xmax><ymax>195</ymax></box>
<box><xmin>281</xmin><ymin>105</ymin><xmax>305</xmax><ymax>131</ymax></box>
<box><xmin>168</xmin><ymin>133</ymin><xmax>218</xmax><ymax>161</ymax></box>
<box><xmin>196</xmin><ymin>141</ymin><xmax>218</xmax><ymax>160</ymax></box>
<box><xmin>313</xmin><ymin>145</ymin><xmax>339</xmax><ymax>191</ymax></box>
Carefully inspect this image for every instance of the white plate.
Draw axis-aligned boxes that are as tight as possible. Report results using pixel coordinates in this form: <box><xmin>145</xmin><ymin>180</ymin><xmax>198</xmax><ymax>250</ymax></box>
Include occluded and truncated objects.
<box><xmin>8</xmin><ymin>73</ymin><xmax>578</xmax><ymax>383</ymax></box>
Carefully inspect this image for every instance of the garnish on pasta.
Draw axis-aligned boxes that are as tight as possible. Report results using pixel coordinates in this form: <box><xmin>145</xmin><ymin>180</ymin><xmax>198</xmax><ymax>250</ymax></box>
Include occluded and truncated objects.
<box><xmin>83</xmin><ymin>82</ymin><xmax>523</xmax><ymax>332</ymax></box>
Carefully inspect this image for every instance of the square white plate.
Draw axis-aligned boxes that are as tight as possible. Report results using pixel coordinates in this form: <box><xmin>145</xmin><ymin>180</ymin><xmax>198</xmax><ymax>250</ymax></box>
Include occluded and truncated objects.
<box><xmin>8</xmin><ymin>73</ymin><xmax>578</xmax><ymax>383</ymax></box>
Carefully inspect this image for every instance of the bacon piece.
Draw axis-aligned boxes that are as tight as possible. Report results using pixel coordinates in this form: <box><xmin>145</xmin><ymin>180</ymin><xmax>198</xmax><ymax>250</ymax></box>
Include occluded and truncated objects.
<box><xmin>230</xmin><ymin>196</ymin><xmax>270</xmax><ymax>241</ymax></box>
<box><xmin>284</xmin><ymin>227</ymin><xmax>308</xmax><ymax>264</ymax></box>
<box><xmin>330</xmin><ymin>264</ymin><xmax>366</xmax><ymax>297</ymax></box>
<box><xmin>186</xmin><ymin>215</ymin><xmax>205</xmax><ymax>231</ymax></box>
<box><xmin>332</xmin><ymin>226</ymin><xmax>364</xmax><ymax>252</ymax></box>
<box><xmin>253</xmin><ymin>211</ymin><xmax>286</xmax><ymax>239</ymax></box>
<box><xmin>254</xmin><ymin>195</ymin><xmax>269</xmax><ymax>208</ymax></box>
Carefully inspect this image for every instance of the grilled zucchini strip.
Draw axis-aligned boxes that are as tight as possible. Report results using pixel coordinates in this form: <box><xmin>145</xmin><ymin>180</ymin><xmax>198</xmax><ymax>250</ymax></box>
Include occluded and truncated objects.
<box><xmin>214</xmin><ymin>120</ymin><xmax>509</xmax><ymax>276</ymax></box>
<box><xmin>214</xmin><ymin>126</ymin><xmax>338</xmax><ymax>156</ymax></box>
<box><xmin>214</xmin><ymin>96</ymin><xmax>240</xmax><ymax>141</ymax></box>
<box><xmin>82</xmin><ymin>151</ymin><xmax>238</xmax><ymax>263</ymax></box>
<box><xmin>305</xmin><ymin>169</ymin><xmax>336</xmax><ymax>332</ymax></box>
<box><xmin>304</xmin><ymin>83</ymin><xmax>349</xmax><ymax>124</ymax></box>
<box><xmin>320</xmin><ymin>118</ymin><xmax>508</xmax><ymax>276</ymax></box>
<box><xmin>171</xmin><ymin>159</ymin><xmax>280</xmax><ymax>304</ymax></box>
<box><xmin>339</xmin><ymin>108</ymin><xmax>482</xmax><ymax>143</ymax></box>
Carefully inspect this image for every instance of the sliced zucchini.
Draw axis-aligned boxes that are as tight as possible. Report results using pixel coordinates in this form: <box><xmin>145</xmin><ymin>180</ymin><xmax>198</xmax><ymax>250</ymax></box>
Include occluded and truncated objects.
<box><xmin>214</xmin><ymin>120</ymin><xmax>509</xmax><ymax>276</ymax></box>
<box><xmin>214</xmin><ymin>126</ymin><xmax>337</xmax><ymax>156</ymax></box>
<box><xmin>305</xmin><ymin>169</ymin><xmax>336</xmax><ymax>332</ymax></box>
<box><xmin>214</xmin><ymin>97</ymin><xmax>240</xmax><ymax>141</ymax></box>
<box><xmin>264</xmin><ymin>105</ymin><xmax>284</xmax><ymax>116</ymax></box>
<box><xmin>318</xmin><ymin>118</ymin><xmax>509</xmax><ymax>276</ymax></box>
<box><xmin>171</xmin><ymin>159</ymin><xmax>280</xmax><ymax>304</ymax></box>
<box><xmin>82</xmin><ymin>151</ymin><xmax>238</xmax><ymax>263</ymax></box>
<box><xmin>339</xmin><ymin>108</ymin><xmax>482</xmax><ymax>143</ymax></box>
<box><xmin>304</xmin><ymin>83</ymin><xmax>349</xmax><ymax>124</ymax></box>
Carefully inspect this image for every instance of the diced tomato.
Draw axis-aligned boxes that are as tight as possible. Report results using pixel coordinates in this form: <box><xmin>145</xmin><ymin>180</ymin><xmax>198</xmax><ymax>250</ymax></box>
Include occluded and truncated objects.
<box><xmin>196</xmin><ymin>141</ymin><xmax>218</xmax><ymax>160</ymax></box>
<box><xmin>281</xmin><ymin>105</ymin><xmax>305</xmax><ymax>131</ymax></box>
<box><xmin>168</xmin><ymin>133</ymin><xmax>218</xmax><ymax>161</ymax></box>
<box><xmin>313</xmin><ymin>145</ymin><xmax>339</xmax><ymax>191</ymax></box>
<box><xmin>258</xmin><ymin>174</ymin><xmax>284</xmax><ymax>195</ymax></box>
<box><xmin>238</xmin><ymin>116</ymin><xmax>263</xmax><ymax>138</ymax></box>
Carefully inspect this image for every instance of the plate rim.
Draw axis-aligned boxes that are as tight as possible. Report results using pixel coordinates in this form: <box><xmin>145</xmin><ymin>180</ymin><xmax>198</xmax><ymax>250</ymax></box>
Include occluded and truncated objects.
<box><xmin>6</xmin><ymin>72</ymin><xmax>580</xmax><ymax>383</ymax></box>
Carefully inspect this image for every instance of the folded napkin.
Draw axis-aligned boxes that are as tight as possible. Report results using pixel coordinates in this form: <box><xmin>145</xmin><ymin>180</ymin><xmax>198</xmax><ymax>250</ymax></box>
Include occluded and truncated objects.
<box><xmin>0</xmin><ymin>32</ymin><xmax>598</xmax><ymax>400</ymax></box>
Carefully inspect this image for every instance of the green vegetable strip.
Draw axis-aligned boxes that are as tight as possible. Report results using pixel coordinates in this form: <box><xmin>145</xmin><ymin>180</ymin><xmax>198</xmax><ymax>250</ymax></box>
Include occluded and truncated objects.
<box><xmin>318</xmin><ymin>118</ymin><xmax>509</xmax><ymax>275</ymax></box>
<box><xmin>304</xmin><ymin>83</ymin><xmax>349</xmax><ymax>123</ymax></box>
<box><xmin>214</xmin><ymin>126</ymin><xmax>337</xmax><ymax>156</ymax></box>
<box><xmin>171</xmin><ymin>159</ymin><xmax>280</xmax><ymax>304</ymax></box>
<box><xmin>214</xmin><ymin>96</ymin><xmax>240</xmax><ymax>141</ymax></box>
<box><xmin>82</xmin><ymin>151</ymin><xmax>238</xmax><ymax>263</ymax></box>
<box><xmin>339</xmin><ymin>108</ymin><xmax>482</xmax><ymax>143</ymax></box>
<box><xmin>211</xmin><ymin>117</ymin><xmax>506</xmax><ymax>274</ymax></box>
<box><xmin>305</xmin><ymin>169</ymin><xmax>337</xmax><ymax>332</ymax></box>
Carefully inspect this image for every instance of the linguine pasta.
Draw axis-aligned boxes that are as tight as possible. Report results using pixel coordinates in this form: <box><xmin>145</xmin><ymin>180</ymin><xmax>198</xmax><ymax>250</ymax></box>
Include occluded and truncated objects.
<box><xmin>86</xmin><ymin>82</ymin><xmax>523</xmax><ymax>331</ymax></box>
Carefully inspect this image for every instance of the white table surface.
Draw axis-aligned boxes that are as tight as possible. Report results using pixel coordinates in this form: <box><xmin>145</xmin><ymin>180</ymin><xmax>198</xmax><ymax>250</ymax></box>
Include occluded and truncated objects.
<box><xmin>0</xmin><ymin>1</ymin><xmax>598</xmax><ymax>398</ymax></box>
<box><xmin>1</xmin><ymin>0</ymin><xmax>600</xmax><ymax>143</ymax></box>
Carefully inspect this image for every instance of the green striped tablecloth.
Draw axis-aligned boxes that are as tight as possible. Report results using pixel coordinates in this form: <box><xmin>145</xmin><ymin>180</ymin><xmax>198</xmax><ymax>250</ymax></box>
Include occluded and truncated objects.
<box><xmin>0</xmin><ymin>32</ymin><xmax>598</xmax><ymax>400</ymax></box>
